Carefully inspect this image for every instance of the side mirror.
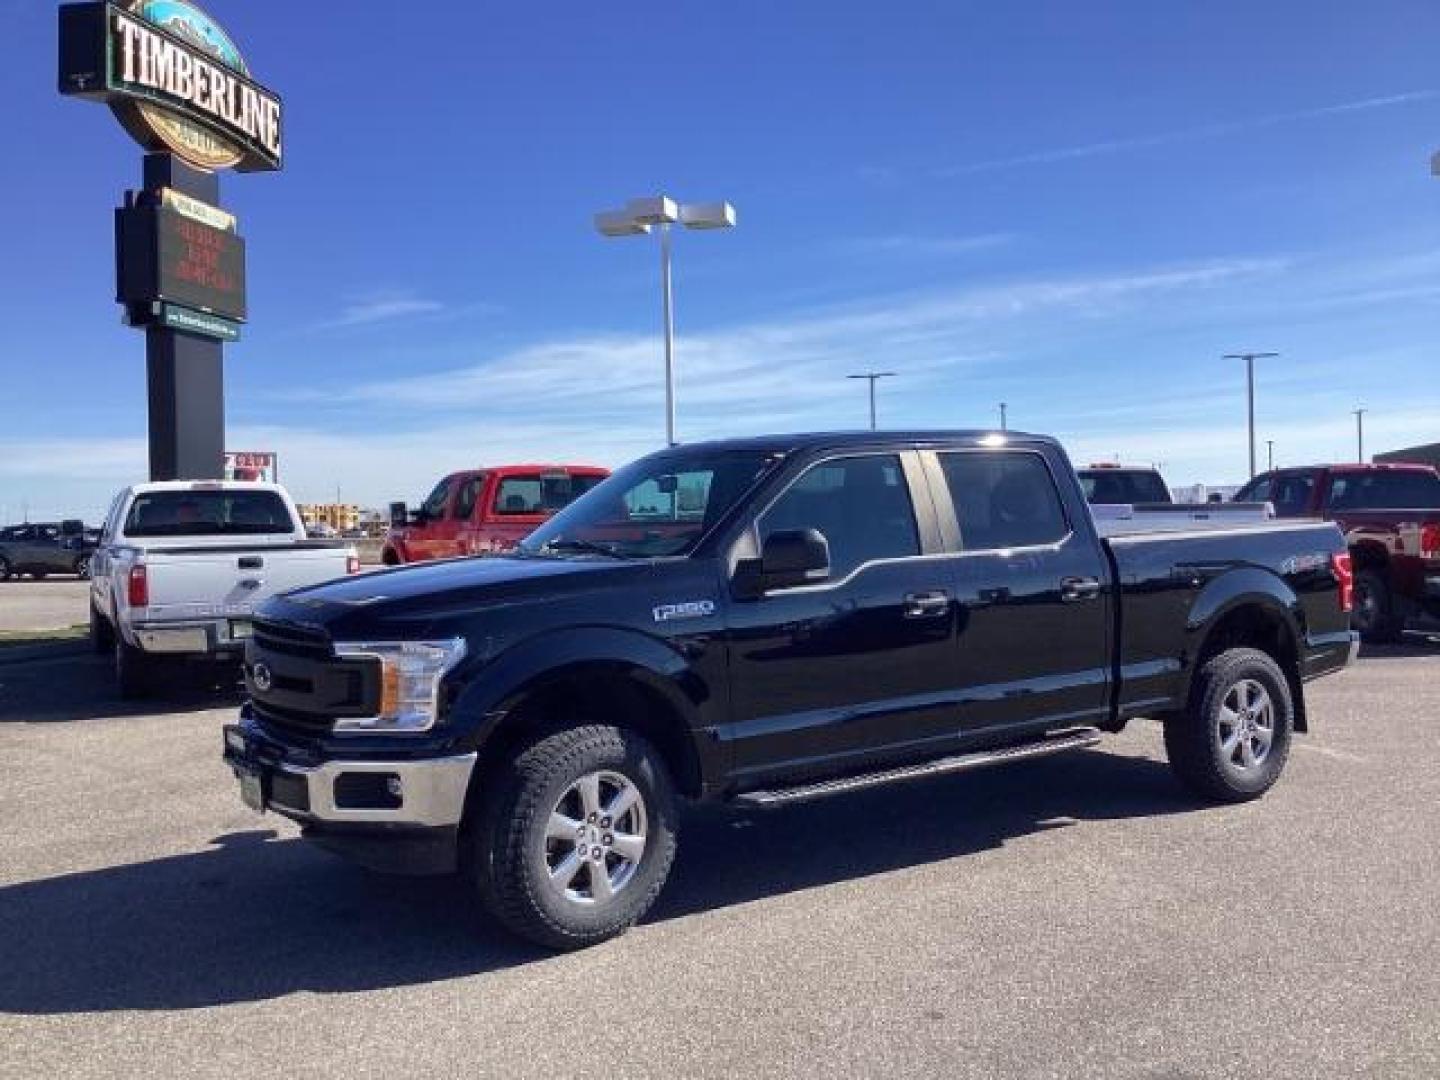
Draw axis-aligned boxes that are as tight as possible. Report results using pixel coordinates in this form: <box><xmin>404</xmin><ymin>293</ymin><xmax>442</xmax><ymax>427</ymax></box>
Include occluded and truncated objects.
<box><xmin>760</xmin><ymin>528</ymin><xmax>830</xmax><ymax>590</ymax></box>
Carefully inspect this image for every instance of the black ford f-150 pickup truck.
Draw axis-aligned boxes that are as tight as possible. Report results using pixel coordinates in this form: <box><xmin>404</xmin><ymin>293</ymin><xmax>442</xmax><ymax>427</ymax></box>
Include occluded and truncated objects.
<box><xmin>224</xmin><ymin>431</ymin><xmax>1357</xmax><ymax>949</ymax></box>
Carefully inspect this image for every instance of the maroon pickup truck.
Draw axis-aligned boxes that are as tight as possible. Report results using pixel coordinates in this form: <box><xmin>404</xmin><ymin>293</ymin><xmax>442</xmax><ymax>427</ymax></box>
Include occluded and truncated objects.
<box><xmin>1235</xmin><ymin>463</ymin><xmax>1440</xmax><ymax>642</ymax></box>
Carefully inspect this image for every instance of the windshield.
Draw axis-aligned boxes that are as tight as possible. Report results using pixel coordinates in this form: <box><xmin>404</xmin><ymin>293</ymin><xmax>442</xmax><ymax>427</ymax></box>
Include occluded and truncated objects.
<box><xmin>1078</xmin><ymin>469</ymin><xmax>1172</xmax><ymax>504</ymax></box>
<box><xmin>519</xmin><ymin>449</ymin><xmax>782</xmax><ymax>558</ymax></box>
<box><xmin>1327</xmin><ymin>470</ymin><xmax>1440</xmax><ymax>511</ymax></box>
<box><xmin>123</xmin><ymin>490</ymin><xmax>295</xmax><ymax>537</ymax></box>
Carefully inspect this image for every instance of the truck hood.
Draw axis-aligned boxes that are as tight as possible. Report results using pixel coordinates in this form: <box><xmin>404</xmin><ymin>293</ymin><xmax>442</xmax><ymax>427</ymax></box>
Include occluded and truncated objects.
<box><xmin>260</xmin><ymin>554</ymin><xmax>648</xmax><ymax>637</ymax></box>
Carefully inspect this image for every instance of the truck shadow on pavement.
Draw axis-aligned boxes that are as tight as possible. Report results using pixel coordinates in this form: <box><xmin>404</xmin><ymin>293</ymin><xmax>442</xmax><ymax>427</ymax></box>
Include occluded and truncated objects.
<box><xmin>0</xmin><ymin>653</ymin><xmax>242</xmax><ymax>723</ymax></box>
<box><xmin>0</xmin><ymin>749</ymin><xmax>1204</xmax><ymax>1015</ymax></box>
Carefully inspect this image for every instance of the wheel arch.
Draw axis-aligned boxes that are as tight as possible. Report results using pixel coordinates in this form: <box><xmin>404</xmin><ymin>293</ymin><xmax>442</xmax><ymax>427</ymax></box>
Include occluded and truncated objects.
<box><xmin>1184</xmin><ymin>574</ymin><xmax>1307</xmax><ymax>732</ymax></box>
<box><xmin>454</xmin><ymin>628</ymin><xmax>713</xmax><ymax>799</ymax></box>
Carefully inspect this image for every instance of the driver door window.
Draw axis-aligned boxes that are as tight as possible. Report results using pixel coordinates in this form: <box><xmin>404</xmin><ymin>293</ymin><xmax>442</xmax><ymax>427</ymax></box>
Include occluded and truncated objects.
<box><xmin>758</xmin><ymin>454</ymin><xmax>920</xmax><ymax>578</ymax></box>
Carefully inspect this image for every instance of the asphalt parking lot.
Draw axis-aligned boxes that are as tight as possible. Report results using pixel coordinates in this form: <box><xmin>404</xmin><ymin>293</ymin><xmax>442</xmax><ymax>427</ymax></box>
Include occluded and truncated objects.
<box><xmin>2</xmin><ymin>626</ymin><xmax>1438</xmax><ymax>1078</ymax></box>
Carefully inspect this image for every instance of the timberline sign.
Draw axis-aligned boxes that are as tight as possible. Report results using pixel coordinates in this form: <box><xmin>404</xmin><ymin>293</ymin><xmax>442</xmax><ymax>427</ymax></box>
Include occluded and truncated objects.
<box><xmin>59</xmin><ymin>1</ymin><xmax>283</xmax><ymax>172</ymax></box>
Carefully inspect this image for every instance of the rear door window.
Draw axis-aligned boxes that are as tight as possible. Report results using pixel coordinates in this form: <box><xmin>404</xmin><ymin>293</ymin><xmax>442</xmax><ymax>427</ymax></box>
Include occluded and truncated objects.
<box><xmin>939</xmin><ymin>452</ymin><xmax>1070</xmax><ymax>550</ymax></box>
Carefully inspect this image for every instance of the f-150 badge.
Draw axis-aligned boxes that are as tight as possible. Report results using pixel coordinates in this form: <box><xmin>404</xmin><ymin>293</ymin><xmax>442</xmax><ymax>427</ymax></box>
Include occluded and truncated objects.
<box><xmin>653</xmin><ymin>600</ymin><xmax>716</xmax><ymax>623</ymax></box>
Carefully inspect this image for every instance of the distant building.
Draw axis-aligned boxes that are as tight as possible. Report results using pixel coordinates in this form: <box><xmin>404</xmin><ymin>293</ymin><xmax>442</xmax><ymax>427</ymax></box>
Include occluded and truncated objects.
<box><xmin>297</xmin><ymin>503</ymin><xmax>362</xmax><ymax>532</ymax></box>
<box><xmin>1375</xmin><ymin>442</ymin><xmax>1440</xmax><ymax>469</ymax></box>
<box><xmin>1171</xmin><ymin>483</ymin><xmax>1243</xmax><ymax>504</ymax></box>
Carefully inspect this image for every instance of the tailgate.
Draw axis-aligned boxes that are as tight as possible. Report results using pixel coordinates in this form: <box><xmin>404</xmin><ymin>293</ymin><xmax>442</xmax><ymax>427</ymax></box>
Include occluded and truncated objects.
<box><xmin>141</xmin><ymin>546</ymin><xmax>352</xmax><ymax>621</ymax></box>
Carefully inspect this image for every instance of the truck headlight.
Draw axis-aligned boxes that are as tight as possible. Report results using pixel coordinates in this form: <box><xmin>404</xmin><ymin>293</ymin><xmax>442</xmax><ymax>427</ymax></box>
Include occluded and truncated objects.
<box><xmin>332</xmin><ymin>638</ymin><xmax>467</xmax><ymax>733</ymax></box>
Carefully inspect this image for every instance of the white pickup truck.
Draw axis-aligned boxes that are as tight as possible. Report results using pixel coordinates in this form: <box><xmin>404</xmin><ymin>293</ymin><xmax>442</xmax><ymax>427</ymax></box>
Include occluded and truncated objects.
<box><xmin>89</xmin><ymin>481</ymin><xmax>359</xmax><ymax>697</ymax></box>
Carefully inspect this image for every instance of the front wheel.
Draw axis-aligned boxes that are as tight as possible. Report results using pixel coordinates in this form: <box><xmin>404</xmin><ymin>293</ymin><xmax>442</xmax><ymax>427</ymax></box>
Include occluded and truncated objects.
<box><xmin>0</xmin><ymin>556</ymin><xmax>10</xmax><ymax>582</ymax></box>
<box><xmin>1164</xmin><ymin>647</ymin><xmax>1294</xmax><ymax>803</ymax></box>
<box><xmin>73</xmin><ymin>555</ymin><xmax>91</xmax><ymax>580</ymax></box>
<box><xmin>467</xmin><ymin>725</ymin><xmax>679</xmax><ymax>951</ymax></box>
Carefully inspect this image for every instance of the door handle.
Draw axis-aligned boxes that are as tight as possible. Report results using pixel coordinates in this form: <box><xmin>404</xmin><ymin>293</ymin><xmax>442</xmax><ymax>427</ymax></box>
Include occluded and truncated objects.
<box><xmin>903</xmin><ymin>590</ymin><xmax>950</xmax><ymax>618</ymax></box>
<box><xmin>1060</xmin><ymin>576</ymin><xmax>1102</xmax><ymax>602</ymax></box>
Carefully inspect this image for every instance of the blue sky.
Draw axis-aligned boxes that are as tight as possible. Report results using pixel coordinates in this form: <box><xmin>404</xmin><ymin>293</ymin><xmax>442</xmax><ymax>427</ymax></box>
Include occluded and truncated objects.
<box><xmin>2</xmin><ymin>0</ymin><xmax>1439</xmax><ymax>520</ymax></box>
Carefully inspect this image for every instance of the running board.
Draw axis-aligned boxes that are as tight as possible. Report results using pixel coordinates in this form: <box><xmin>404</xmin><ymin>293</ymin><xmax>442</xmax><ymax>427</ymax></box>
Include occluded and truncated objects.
<box><xmin>731</xmin><ymin>727</ymin><xmax>1104</xmax><ymax>809</ymax></box>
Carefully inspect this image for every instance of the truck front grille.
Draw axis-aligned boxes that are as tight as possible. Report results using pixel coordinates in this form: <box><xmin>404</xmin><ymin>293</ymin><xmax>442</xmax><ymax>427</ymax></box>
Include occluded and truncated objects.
<box><xmin>251</xmin><ymin>618</ymin><xmax>332</xmax><ymax>660</ymax></box>
<box><xmin>244</xmin><ymin>618</ymin><xmax>378</xmax><ymax>736</ymax></box>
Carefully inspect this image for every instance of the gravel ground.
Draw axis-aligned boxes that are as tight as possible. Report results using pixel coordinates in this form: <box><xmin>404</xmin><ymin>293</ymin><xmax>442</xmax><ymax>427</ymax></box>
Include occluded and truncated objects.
<box><xmin>1</xmin><ymin>640</ymin><xmax>1438</xmax><ymax>1079</ymax></box>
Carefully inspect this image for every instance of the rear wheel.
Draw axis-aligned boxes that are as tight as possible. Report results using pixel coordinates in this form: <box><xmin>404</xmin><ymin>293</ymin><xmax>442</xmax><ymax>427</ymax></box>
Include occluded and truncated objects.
<box><xmin>1352</xmin><ymin>568</ymin><xmax>1404</xmax><ymax>644</ymax></box>
<box><xmin>73</xmin><ymin>555</ymin><xmax>91</xmax><ymax>580</ymax></box>
<box><xmin>467</xmin><ymin>725</ymin><xmax>679</xmax><ymax>951</ymax></box>
<box><xmin>1164</xmin><ymin>647</ymin><xmax>1294</xmax><ymax>803</ymax></box>
<box><xmin>115</xmin><ymin>637</ymin><xmax>156</xmax><ymax>699</ymax></box>
<box><xmin>0</xmin><ymin>556</ymin><xmax>10</xmax><ymax>582</ymax></box>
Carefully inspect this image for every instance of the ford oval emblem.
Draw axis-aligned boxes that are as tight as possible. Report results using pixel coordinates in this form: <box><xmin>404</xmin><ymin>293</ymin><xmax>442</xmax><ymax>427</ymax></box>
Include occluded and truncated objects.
<box><xmin>251</xmin><ymin>662</ymin><xmax>273</xmax><ymax>693</ymax></box>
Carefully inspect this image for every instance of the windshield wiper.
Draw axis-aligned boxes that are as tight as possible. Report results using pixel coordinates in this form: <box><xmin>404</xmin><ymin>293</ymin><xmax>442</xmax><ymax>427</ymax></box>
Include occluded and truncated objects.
<box><xmin>535</xmin><ymin>538</ymin><xmax>627</xmax><ymax>559</ymax></box>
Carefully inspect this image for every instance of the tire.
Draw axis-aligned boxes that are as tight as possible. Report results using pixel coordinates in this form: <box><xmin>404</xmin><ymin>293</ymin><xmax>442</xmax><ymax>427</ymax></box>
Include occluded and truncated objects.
<box><xmin>0</xmin><ymin>556</ymin><xmax>10</xmax><ymax>582</ymax></box>
<box><xmin>89</xmin><ymin>599</ymin><xmax>114</xmax><ymax>654</ymax></box>
<box><xmin>1352</xmin><ymin>568</ymin><xmax>1404</xmax><ymax>644</ymax></box>
<box><xmin>467</xmin><ymin>725</ymin><xmax>679</xmax><ymax>951</ymax></box>
<box><xmin>73</xmin><ymin>555</ymin><xmax>91</xmax><ymax>580</ymax></box>
<box><xmin>115</xmin><ymin>637</ymin><xmax>156</xmax><ymax>700</ymax></box>
<box><xmin>1164</xmin><ymin>647</ymin><xmax>1294</xmax><ymax>804</ymax></box>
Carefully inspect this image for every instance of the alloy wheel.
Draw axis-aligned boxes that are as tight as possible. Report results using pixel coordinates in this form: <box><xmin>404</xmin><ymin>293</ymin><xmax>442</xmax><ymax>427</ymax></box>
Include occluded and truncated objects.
<box><xmin>544</xmin><ymin>770</ymin><xmax>648</xmax><ymax>905</ymax></box>
<box><xmin>1217</xmin><ymin>678</ymin><xmax>1275</xmax><ymax>772</ymax></box>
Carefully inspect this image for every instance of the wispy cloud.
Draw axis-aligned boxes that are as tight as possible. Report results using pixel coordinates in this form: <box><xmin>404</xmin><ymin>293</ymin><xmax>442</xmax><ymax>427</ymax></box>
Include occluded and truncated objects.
<box><xmin>322</xmin><ymin>258</ymin><xmax>1284</xmax><ymax>422</ymax></box>
<box><xmin>935</xmin><ymin>91</ymin><xmax>1440</xmax><ymax>177</ymax></box>
<box><xmin>315</xmin><ymin>293</ymin><xmax>447</xmax><ymax>330</ymax></box>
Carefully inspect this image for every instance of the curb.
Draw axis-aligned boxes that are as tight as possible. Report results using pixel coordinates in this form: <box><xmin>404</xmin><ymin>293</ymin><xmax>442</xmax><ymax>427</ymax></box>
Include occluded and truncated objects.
<box><xmin>0</xmin><ymin>639</ymin><xmax>91</xmax><ymax>666</ymax></box>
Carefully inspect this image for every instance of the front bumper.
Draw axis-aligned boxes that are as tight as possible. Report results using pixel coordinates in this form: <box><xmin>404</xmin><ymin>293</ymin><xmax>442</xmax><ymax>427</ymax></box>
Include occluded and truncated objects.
<box><xmin>222</xmin><ymin>719</ymin><xmax>476</xmax><ymax>873</ymax></box>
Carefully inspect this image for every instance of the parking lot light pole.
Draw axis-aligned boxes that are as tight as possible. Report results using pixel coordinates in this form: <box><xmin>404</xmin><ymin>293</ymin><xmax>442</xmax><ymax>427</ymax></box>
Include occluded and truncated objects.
<box><xmin>1266</xmin><ymin>440</ymin><xmax>1275</xmax><ymax>472</ymax></box>
<box><xmin>1354</xmin><ymin>408</ymin><xmax>1367</xmax><ymax>462</ymax></box>
<box><xmin>595</xmin><ymin>197</ymin><xmax>737</xmax><ymax>447</ymax></box>
<box><xmin>999</xmin><ymin>402</ymin><xmax>1008</xmax><ymax>431</ymax></box>
<box><xmin>847</xmin><ymin>372</ymin><xmax>896</xmax><ymax>430</ymax></box>
<box><xmin>1223</xmin><ymin>352</ymin><xmax>1279</xmax><ymax>478</ymax></box>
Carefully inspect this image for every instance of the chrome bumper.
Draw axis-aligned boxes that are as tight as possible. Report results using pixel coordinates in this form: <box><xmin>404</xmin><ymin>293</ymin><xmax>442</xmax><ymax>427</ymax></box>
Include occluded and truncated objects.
<box><xmin>132</xmin><ymin>619</ymin><xmax>247</xmax><ymax>655</ymax></box>
<box><xmin>223</xmin><ymin>726</ymin><xmax>475</xmax><ymax>827</ymax></box>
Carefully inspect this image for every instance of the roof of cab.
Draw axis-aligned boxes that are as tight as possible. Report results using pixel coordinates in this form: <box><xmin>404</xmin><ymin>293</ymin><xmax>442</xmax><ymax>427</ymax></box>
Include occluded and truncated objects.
<box><xmin>653</xmin><ymin>430</ymin><xmax>1058</xmax><ymax>456</ymax></box>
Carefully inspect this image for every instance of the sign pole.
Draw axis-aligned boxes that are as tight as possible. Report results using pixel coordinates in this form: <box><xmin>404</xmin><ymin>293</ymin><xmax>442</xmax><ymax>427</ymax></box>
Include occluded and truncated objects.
<box><xmin>138</xmin><ymin>153</ymin><xmax>225</xmax><ymax>480</ymax></box>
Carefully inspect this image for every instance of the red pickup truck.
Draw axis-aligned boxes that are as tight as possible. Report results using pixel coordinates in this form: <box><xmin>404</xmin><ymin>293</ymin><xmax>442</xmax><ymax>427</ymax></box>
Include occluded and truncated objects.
<box><xmin>1235</xmin><ymin>463</ymin><xmax>1440</xmax><ymax>642</ymax></box>
<box><xmin>382</xmin><ymin>464</ymin><xmax>608</xmax><ymax>565</ymax></box>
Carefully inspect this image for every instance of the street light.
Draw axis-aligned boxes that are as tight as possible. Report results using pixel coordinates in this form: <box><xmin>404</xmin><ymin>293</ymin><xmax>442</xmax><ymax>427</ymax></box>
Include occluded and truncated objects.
<box><xmin>1266</xmin><ymin>440</ymin><xmax>1275</xmax><ymax>472</ymax></box>
<box><xmin>1354</xmin><ymin>408</ymin><xmax>1367</xmax><ymax>462</ymax></box>
<box><xmin>594</xmin><ymin>195</ymin><xmax>737</xmax><ymax>446</ymax></box>
<box><xmin>1223</xmin><ymin>351</ymin><xmax>1279</xmax><ymax>478</ymax></box>
<box><xmin>998</xmin><ymin>402</ymin><xmax>1008</xmax><ymax>431</ymax></box>
<box><xmin>847</xmin><ymin>372</ymin><xmax>896</xmax><ymax>430</ymax></box>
